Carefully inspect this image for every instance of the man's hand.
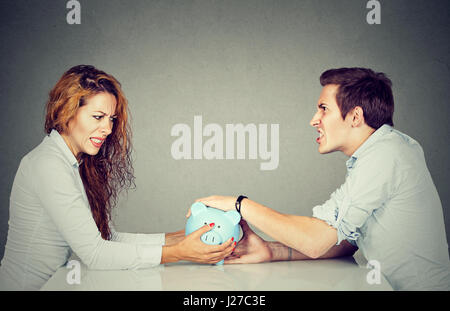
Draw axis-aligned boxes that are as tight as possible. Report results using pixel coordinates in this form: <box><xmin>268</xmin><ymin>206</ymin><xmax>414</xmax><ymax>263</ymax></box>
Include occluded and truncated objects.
<box><xmin>186</xmin><ymin>195</ymin><xmax>237</xmax><ymax>218</ymax></box>
<box><xmin>225</xmin><ymin>219</ymin><xmax>272</xmax><ymax>264</ymax></box>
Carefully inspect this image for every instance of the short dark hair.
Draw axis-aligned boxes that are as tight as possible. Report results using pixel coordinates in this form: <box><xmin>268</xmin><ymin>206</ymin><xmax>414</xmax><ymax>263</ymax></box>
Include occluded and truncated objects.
<box><xmin>320</xmin><ymin>67</ymin><xmax>394</xmax><ymax>129</ymax></box>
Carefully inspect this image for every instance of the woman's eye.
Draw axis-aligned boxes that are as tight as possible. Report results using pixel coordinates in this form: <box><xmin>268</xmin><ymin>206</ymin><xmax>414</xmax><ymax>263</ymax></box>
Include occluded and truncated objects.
<box><xmin>93</xmin><ymin>115</ymin><xmax>103</xmax><ymax>120</ymax></box>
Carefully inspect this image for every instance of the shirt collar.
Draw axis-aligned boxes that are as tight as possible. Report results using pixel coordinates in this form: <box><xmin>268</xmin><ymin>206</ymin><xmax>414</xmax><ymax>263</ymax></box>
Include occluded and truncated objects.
<box><xmin>49</xmin><ymin>129</ymin><xmax>81</xmax><ymax>168</ymax></box>
<box><xmin>346</xmin><ymin>124</ymin><xmax>393</xmax><ymax>170</ymax></box>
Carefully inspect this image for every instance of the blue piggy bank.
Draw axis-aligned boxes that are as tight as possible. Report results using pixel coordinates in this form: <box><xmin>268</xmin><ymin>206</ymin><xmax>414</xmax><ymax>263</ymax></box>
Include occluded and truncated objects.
<box><xmin>185</xmin><ymin>202</ymin><xmax>241</xmax><ymax>265</ymax></box>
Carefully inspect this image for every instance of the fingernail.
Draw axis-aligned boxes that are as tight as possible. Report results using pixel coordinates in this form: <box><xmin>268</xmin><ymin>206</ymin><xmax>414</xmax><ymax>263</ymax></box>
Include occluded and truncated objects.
<box><xmin>234</xmin><ymin>242</ymin><xmax>237</xmax><ymax>246</ymax></box>
<box><xmin>209</xmin><ymin>223</ymin><xmax>215</xmax><ymax>227</ymax></box>
<box><xmin>231</xmin><ymin>237</ymin><xmax>234</xmax><ymax>242</ymax></box>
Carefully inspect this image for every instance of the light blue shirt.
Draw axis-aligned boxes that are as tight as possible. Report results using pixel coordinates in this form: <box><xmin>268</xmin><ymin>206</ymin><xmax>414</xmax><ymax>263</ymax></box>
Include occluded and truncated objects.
<box><xmin>0</xmin><ymin>130</ymin><xmax>165</xmax><ymax>290</ymax></box>
<box><xmin>312</xmin><ymin>124</ymin><xmax>450</xmax><ymax>290</ymax></box>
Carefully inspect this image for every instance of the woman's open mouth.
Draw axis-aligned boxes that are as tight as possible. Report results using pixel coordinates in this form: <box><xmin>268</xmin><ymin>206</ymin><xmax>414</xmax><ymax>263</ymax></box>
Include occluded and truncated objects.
<box><xmin>90</xmin><ymin>137</ymin><xmax>104</xmax><ymax>148</ymax></box>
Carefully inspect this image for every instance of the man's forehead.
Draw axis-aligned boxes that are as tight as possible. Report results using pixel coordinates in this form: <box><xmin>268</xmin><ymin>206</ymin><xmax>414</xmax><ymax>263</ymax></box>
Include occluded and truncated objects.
<box><xmin>321</xmin><ymin>84</ymin><xmax>339</xmax><ymax>96</ymax></box>
<box><xmin>318</xmin><ymin>84</ymin><xmax>339</xmax><ymax>103</ymax></box>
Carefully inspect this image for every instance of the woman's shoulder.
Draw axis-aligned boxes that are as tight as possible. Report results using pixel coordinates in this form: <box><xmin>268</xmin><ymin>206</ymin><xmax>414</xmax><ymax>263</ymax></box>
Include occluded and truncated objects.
<box><xmin>21</xmin><ymin>135</ymin><xmax>72</xmax><ymax>172</ymax></box>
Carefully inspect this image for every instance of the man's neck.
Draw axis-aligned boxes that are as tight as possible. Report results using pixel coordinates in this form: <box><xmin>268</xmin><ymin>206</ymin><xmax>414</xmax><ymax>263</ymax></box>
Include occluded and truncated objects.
<box><xmin>343</xmin><ymin>126</ymin><xmax>376</xmax><ymax>157</ymax></box>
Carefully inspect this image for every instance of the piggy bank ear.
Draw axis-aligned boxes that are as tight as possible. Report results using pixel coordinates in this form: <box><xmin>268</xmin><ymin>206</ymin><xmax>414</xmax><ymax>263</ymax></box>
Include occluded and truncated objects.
<box><xmin>225</xmin><ymin>210</ymin><xmax>241</xmax><ymax>225</ymax></box>
<box><xmin>190</xmin><ymin>202</ymin><xmax>207</xmax><ymax>216</ymax></box>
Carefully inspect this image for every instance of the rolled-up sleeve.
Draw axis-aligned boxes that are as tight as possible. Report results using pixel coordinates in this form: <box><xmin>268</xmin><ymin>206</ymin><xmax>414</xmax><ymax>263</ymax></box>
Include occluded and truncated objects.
<box><xmin>32</xmin><ymin>153</ymin><xmax>163</xmax><ymax>270</ymax></box>
<box><xmin>313</xmin><ymin>147</ymin><xmax>396</xmax><ymax>245</ymax></box>
<box><xmin>312</xmin><ymin>184</ymin><xmax>360</xmax><ymax>245</ymax></box>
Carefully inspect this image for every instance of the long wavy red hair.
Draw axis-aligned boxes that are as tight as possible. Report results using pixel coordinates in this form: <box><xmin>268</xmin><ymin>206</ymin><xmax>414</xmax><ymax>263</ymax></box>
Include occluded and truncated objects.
<box><xmin>45</xmin><ymin>65</ymin><xmax>135</xmax><ymax>240</ymax></box>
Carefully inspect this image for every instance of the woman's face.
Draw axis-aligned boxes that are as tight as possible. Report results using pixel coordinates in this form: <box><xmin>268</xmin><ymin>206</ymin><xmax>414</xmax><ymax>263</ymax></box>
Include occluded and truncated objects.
<box><xmin>61</xmin><ymin>92</ymin><xmax>117</xmax><ymax>161</ymax></box>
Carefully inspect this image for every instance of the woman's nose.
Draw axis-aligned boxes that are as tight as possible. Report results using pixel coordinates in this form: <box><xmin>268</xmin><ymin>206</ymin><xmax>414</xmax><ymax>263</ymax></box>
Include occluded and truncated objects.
<box><xmin>101</xmin><ymin>119</ymin><xmax>113</xmax><ymax>136</ymax></box>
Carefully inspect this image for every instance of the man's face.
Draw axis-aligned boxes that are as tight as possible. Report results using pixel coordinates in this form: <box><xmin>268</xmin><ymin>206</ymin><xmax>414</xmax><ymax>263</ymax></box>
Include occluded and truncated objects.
<box><xmin>310</xmin><ymin>84</ymin><xmax>353</xmax><ymax>155</ymax></box>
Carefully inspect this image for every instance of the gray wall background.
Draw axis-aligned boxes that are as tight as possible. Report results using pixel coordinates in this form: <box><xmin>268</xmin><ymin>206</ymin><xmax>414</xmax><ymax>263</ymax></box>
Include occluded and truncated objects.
<box><xmin>1</xmin><ymin>0</ymin><xmax>449</xmax><ymax>259</ymax></box>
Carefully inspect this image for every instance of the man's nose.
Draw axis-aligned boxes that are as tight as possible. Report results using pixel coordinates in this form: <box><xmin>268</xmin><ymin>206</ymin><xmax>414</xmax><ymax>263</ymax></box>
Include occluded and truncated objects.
<box><xmin>310</xmin><ymin>111</ymin><xmax>320</xmax><ymax>127</ymax></box>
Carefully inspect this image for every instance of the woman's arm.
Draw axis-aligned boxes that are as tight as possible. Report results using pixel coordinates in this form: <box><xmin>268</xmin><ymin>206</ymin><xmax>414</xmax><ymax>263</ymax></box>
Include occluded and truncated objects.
<box><xmin>33</xmin><ymin>155</ymin><xmax>233</xmax><ymax>268</ymax></box>
<box><xmin>164</xmin><ymin>229</ymin><xmax>185</xmax><ymax>246</ymax></box>
<box><xmin>109</xmin><ymin>223</ymin><xmax>166</xmax><ymax>245</ymax></box>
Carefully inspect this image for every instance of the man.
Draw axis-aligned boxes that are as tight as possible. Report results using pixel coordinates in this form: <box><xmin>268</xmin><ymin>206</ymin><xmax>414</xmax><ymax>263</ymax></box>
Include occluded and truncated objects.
<box><xmin>196</xmin><ymin>68</ymin><xmax>450</xmax><ymax>290</ymax></box>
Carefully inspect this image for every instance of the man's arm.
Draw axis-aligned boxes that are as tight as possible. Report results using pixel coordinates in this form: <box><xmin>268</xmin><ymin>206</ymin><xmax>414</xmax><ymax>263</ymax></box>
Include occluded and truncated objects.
<box><xmin>225</xmin><ymin>219</ymin><xmax>357</xmax><ymax>264</ymax></box>
<box><xmin>196</xmin><ymin>196</ymin><xmax>348</xmax><ymax>259</ymax></box>
<box><xmin>268</xmin><ymin>240</ymin><xmax>358</xmax><ymax>261</ymax></box>
<box><xmin>239</xmin><ymin>198</ymin><xmax>339</xmax><ymax>259</ymax></box>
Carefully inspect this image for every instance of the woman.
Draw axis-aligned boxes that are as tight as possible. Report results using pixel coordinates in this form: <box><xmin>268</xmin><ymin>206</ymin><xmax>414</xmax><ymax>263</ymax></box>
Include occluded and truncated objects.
<box><xmin>0</xmin><ymin>65</ymin><xmax>235</xmax><ymax>290</ymax></box>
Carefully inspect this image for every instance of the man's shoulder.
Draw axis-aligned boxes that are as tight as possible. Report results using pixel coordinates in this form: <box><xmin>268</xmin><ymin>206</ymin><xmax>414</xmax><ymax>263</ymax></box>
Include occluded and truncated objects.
<box><xmin>355</xmin><ymin>128</ymin><xmax>425</xmax><ymax>174</ymax></box>
<box><xmin>366</xmin><ymin>128</ymin><xmax>423</xmax><ymax>159</ymax></box>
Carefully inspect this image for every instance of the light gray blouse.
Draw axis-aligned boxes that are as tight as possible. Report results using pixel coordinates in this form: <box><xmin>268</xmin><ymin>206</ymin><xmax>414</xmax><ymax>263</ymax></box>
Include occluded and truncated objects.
<box><xmin>0</xmin><ymin>130</ymin><xmax>165</xmax><ymax>290</ymax></box>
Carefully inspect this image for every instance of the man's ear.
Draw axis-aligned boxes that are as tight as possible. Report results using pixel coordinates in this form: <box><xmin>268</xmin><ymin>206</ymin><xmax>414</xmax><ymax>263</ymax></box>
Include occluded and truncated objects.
<box><xmin>351</xmin><ymin>106</ymin><xmax>365</xmax><ymax>127</ymax></box>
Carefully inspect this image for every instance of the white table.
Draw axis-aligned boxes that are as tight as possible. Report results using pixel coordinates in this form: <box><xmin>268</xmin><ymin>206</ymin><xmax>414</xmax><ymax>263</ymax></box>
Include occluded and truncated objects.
<box><xmin>41</xmin><ymin>253</ymin><xmax>392</xmax><ymax>291</ymax></box>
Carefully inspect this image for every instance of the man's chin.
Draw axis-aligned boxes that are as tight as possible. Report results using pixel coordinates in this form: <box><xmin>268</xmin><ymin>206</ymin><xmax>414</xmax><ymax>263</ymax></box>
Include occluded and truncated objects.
<box><xmin>318</xmin><ymin>146</ymin><xmax>335</xmax><ymax>154</ymax></box>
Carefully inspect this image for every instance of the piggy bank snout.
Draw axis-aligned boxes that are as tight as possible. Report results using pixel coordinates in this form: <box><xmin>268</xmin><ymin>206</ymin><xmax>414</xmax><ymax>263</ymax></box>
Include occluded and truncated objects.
<box><xmin>201</xmin><ymin>231</ymin><xmax>223</xmax><ymax>245</ymax></box>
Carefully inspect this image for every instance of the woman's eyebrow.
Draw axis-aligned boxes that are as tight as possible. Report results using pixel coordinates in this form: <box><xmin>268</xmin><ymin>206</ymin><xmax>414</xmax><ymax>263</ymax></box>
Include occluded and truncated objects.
<box><xmin>93</xmin><ymin>110</ymin><xmax>117</xmax><ymax>117</ymax></box>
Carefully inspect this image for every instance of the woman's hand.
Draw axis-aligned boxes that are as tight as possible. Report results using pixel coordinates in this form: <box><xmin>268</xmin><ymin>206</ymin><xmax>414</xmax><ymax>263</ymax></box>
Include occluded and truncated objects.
<box><xmin>162</xmin><ymin>223</ymin><xmax>236</xmax><ymax>264</ymax></box>
<box><xmin>164</xmin><ymin>229</ymin><xmax>185</xmax><ymax>246</ymax></box>
<box><xmin>186</xmin><ymin>195</ymin><xmax>237</xmax><ymax>218</ymax></box>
